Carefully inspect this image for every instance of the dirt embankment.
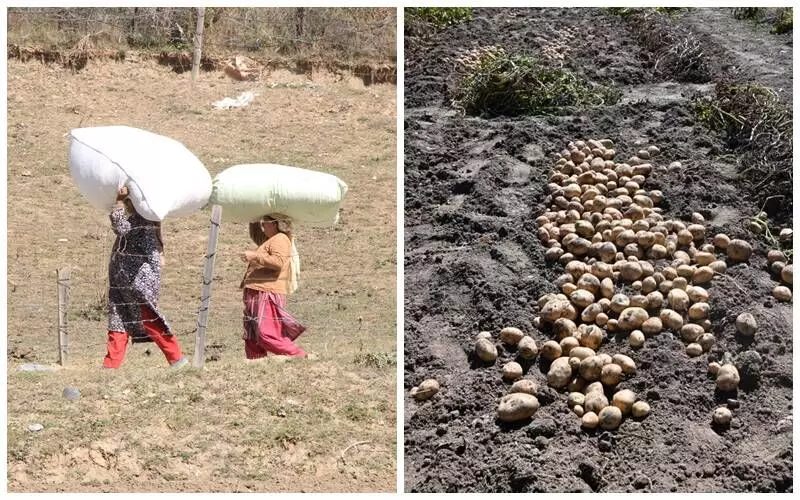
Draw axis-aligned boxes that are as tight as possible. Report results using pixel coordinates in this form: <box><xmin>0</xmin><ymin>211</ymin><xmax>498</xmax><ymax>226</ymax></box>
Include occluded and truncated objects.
<box><xmin>7</xmin><ymin>43</ymin><xmax>397</xmax><ymax>85</ymax></box>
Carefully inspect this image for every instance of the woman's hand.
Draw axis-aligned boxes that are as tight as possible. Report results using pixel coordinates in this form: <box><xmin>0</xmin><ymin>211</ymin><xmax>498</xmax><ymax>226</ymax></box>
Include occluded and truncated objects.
<box><xmin>240</xmin><ymin>250</ymin><xmax>256</xmax><ymax>263</ymax></box>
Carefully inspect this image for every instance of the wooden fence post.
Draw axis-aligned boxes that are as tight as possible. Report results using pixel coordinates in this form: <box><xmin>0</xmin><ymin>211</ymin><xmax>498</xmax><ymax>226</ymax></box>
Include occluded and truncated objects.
<box><xmin>191</xmin><ymin>7</ymin><xmax>205</xmax><ymax>86</ymax></box>
<box><xmin>193</xmin><ymin>205</ymin><xmax>222</xmax><ymax>368</ymax></box>
<box><xmin>57</xmin><ymin>267</ymin><xmax>70</xmax><ymax>366</ymax></box>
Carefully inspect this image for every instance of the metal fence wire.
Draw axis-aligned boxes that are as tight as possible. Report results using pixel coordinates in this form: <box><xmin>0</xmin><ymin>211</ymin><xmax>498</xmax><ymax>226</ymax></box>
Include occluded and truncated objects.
<box><xmin>7</xmin><ymin>211</ymin><xmax>397</xmax><ymax>365</ymax></box>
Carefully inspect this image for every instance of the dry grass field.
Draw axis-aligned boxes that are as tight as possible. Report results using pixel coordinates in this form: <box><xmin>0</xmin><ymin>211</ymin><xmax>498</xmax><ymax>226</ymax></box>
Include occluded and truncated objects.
<box><xmin>5</xmin><ymin>56</ymin><xmax>396</xmax><ymax>492</ymax></box>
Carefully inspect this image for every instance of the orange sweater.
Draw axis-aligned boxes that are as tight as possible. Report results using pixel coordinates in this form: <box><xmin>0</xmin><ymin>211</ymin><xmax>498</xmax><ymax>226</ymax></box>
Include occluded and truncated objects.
<box><xmin>240</xmin><ymin>232</ymin><xmax>292</xmax><ymax>294</ymax></box>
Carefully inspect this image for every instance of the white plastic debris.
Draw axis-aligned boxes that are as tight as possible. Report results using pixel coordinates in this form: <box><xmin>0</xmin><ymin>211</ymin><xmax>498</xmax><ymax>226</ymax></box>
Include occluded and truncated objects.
<box><xmin>212</xmin><ymin>91</ymin><xmax>257</xmax><ymax>110</ymax></box>
<box><xmin>18</xmin><ymin>363</ymin><xmax>55</xmax><ymax>372</ymax></box>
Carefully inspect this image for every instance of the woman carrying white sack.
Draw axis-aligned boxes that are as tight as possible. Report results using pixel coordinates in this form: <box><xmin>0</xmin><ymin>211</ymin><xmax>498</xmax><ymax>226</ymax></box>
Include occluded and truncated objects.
<box><xmin>239</xmin><ymin>213</ymin><xmax>313</xmax><ymax>359</ymax></box>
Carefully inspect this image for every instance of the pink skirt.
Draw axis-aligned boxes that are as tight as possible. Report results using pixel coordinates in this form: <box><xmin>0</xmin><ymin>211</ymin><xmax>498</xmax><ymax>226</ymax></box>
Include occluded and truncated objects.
<box><xmin>242</xmin><ymin>288</ymin><xmax>307</xmax><ymax>358</ymax></box>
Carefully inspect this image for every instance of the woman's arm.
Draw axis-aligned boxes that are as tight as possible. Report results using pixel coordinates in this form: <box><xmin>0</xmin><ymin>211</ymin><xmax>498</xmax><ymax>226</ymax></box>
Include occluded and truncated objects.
<box><xmin>240</xmin><ymin>235</ymin><xmax>291</xmax><ymax>270</ymax></box>
<box><xmin>110</xmin><ymin>187</ymin><xmax>132</xmax><ymax>235</ymax></box>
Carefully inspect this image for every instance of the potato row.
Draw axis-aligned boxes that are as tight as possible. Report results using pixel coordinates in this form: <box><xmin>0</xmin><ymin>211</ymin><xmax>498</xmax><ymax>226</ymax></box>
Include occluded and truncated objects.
<box><xmin>533</xmin><ymin>137</ymin><xmax>737</xmax><ymax>429</ymax></box>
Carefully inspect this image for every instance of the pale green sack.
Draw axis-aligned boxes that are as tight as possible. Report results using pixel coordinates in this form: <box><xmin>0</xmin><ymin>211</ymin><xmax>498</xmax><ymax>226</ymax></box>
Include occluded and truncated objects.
<box><xmin>210</xmin><ymin>163</ymin><xmax>348</xmax><ymax>225</ymax></box>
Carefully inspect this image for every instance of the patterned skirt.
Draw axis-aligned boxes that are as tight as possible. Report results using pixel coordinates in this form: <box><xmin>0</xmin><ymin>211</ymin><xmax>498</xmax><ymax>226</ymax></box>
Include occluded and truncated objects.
<box><xmin>242</xmin><ymin>288</ymin><xmax>307</xmax><ymax>342</ymax></box>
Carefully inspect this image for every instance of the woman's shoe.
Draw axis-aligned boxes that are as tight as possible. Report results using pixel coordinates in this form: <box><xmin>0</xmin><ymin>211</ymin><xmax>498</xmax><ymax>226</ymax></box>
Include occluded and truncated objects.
<box><xmin>170</xmin><ymin>357</ymin><xmax>189</xmax><ymax>369</ymax></box>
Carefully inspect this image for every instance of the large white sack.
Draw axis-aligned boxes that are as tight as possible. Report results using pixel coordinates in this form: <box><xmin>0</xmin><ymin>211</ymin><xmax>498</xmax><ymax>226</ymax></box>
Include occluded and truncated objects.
<box><xmin>68</xmin><ymin>126</ymin><xmax>212</xmax><ymax>221</ymax></box>
<box><xmin>210</xmin><ymin>163</ymin><xmax>348</xmax><ymax>225</ymax></box>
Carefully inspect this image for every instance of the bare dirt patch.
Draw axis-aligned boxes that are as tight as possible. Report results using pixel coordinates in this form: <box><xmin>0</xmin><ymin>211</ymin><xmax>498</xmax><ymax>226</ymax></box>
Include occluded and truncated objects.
<box><xmin>404</xmin><ymin>7</ymin><xmax>791</xmax><ymax>493</ymax></box>
<box><xmin>6</xmin><ymin>57</ymin><xmax>396</xmax><ymax>492</ymax></box>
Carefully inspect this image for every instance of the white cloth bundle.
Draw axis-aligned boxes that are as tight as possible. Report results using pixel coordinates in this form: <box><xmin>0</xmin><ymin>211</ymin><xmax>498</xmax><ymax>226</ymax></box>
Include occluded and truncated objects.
<box><xmin>68</xmin><ymin>126</ymin><xmax>212</xmax><ymax>221</ymax></box>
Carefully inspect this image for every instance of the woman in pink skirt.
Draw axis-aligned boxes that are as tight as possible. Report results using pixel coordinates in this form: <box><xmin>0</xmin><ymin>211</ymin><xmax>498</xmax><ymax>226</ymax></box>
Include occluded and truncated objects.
<box><xmin>239</xmin><ymin>213</ymin><xmax>309</xmax><ymax>359</ymax></box>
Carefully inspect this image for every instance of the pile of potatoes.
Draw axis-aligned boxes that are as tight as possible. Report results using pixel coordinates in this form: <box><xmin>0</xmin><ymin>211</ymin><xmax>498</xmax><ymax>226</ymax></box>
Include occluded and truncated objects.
<box><xmin>534</xmin><ymin>139</ymin><xmax>766</xmax><ymax>359</ymax></box>
<box><xmin>529</xmin><ymin>137</ymin><xmax>773</xmax><ymax>427</ymax></box>
<box><xmin>540</xmin><ymin>27</ymin><xmax>577</xmax><ymax>62</ymax></box>
<box><xmin>766</xmin><ymin>248</ymin><xmax>792</xmax><ymax>302</ymax></box>
<box><xmin>475</xmin><ymin>325</ymin><xmax>648</xmax><ymax>429</ymax></box>
<box><xmin>475</xmin><ymin>327</ymin><xmax>543</xmax><ymax>422</ymax></box>
<box><xmin>476</xmin><ymin>138</ymin><xmax>782</xmax><ymax>430</ymax></box>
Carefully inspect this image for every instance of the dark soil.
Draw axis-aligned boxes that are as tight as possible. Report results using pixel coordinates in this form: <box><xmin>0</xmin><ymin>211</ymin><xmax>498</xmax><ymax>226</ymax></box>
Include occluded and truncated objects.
<box><xmin>404</xmin><ymin>7</ymin><xmax>792</xmax><ymax>493</ymax></box>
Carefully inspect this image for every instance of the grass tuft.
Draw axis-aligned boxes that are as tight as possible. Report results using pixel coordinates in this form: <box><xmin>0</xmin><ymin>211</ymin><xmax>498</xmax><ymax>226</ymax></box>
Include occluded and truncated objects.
<box><xmin>353</xmin><ymin>351</ymin><xmax>396</xmax><ymax>369</ymax></box>
<box><xmin>405</xmin><ymin>7</ymin><xmax>472</xmax><ymax>28</ymax></box>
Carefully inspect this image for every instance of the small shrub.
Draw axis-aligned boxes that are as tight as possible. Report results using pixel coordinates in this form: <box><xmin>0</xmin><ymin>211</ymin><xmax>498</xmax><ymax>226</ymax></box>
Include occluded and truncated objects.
<box><xmin>354</xmin><ymin>351</ymin><xmax>396</xmax><ymax>369</ymax></box>
<box><xmin>693</xmin><ymin>83</ymin><xmax>789</xmax><ymax>149</ymax></box>
<box><xmin>454</xmin><ymin>49</ymin><xmax>621</xmax><ymax>117</ymax></box>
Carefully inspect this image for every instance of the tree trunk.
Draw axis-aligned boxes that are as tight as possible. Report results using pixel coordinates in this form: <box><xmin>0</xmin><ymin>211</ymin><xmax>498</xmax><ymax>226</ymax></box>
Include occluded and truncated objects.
<box><xmin>296</xmin><ymin>7</ymin><xmax>305</xmax><ymax>38</ymax></box>
<box><xmin>192</xmin><ymin>7</ymin><xmax>205</xmax><ymax>85</ymax></box>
